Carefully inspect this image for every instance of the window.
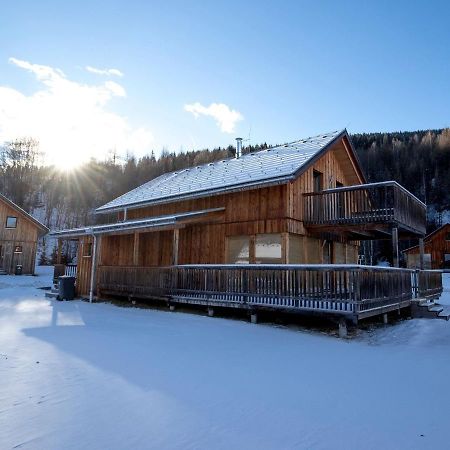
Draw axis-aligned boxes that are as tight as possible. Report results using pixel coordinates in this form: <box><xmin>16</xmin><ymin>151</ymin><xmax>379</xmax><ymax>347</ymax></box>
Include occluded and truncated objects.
<box><xmin>5</xmin><ymin>216</ymin><xmax>17</xmax><ymax>228</ymax></box>
<box><xmin>83</xmin><ymin>242</ymin><xmax>93</xmax><ymax>257</ymax></box>
<box><xmin>444</xmin><ymin>254</ymin><xmax>450</xmax><ymax>269</ymax></box>
<box><xmin>445</xmin><ymin>232</ymin><xmax>450</xmax><ymax>241</ymax></box>
<box><xmin>255</xmin><ymin>234</ymin><xmax>282</xmax><ymax>264</ymax></box>
<box><xmin>406</xmin><ymin>253</ymin><xmax>431</xmax><ymax>269</ymax></box>
<box><xmin>14</xmin><ymin>245</ymin><xmax>22</xmax><ymax>253</ymax></box>
<box><xmin>227</xmin><ymin>236</ymin><xmax>250</xmax><ymax>264</ymax></box>
<box><xmin>313</xmin><ymin>170</ymin><xmax>323</xmax><ymax>192</ymax></box>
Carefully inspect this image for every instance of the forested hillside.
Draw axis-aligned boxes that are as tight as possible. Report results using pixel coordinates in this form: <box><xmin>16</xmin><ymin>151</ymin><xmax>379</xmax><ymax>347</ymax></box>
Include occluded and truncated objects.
<box><xmin>1</xmin><ymin>129</ymin><xmax>449</xmax><ymax>261</ymax></box>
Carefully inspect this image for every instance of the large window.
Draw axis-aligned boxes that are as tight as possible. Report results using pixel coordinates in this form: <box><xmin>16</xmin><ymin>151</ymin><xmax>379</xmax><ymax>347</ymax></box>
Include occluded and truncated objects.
<box><xmin>406</xmin><ymin>253</ymin><xmax>431</xmax><ymax>269</ymax></box>
<box><xmin>227</xmin><ymin>233</ymin><xmax>283</xmax><ymax>264</ymax></box>
<box><xmin>5</xmin><ymin>216</ymin><xmax>17</xmax><ymax>228</ymax></box>
<box><xmin>255</xmin><ymin>234</ymin><xmax>282</xmax><ymax>264</ymax></box>
<box><xmin>227</xmin><ymin>236</ymin><xmax>250</xmax><ymax>264</ymax></box>
<box><xmin>446</xmin><ymin>233</ymin><xmax>450</xmax><ymax>241</ymax></box>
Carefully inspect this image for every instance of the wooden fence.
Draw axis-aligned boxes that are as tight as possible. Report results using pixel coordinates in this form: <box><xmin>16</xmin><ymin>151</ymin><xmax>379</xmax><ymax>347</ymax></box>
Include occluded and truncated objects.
<box><xmin>97</xmin><ymin>264</ymin><xmax>442</xmax><ymax>319</ymax></box>
<box><xmin>303</xmin><ymin>181</ymin><xmax>426</xmax><ymax>235</ymax></box>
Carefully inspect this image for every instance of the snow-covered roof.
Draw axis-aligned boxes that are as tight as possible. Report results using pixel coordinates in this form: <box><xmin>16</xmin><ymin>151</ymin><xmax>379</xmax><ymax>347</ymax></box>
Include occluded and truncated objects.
<box><xmin>96</xmin><ymin>129</ymin><xmax>347</xmax><ymax>213</ymax></box>
<box><xmin>49</xmin><ymin>207</ymin><xmax>225</xmax><ymax>238</ymax></box>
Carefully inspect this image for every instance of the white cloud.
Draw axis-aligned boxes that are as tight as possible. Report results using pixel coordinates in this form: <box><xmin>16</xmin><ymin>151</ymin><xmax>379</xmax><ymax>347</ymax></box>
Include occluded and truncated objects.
<box><xmin>85</xmin><ymin>65</ymin><xmax>124</xmax><ymax>77</ymax></box>
<box><xmin>104</xmin><ymin>80</ymin><xmax>126</xmax><ymax>97</ymax></box>
<box><xmin>0</xmin><ymin>57</ymin><xmax>152</xmax><ymax>167</ymax></box>
<box><xmin>184</xmin><ymin>102</ymin><xmax>243</xmax><ymax>133</ymax></box>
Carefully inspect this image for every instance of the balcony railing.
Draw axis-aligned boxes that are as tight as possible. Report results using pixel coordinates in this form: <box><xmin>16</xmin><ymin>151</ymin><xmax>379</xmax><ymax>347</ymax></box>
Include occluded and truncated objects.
<box><xmin>97</xmin><ymin>264</ymin><xmax>442</xmax><ymax>320</ymax></box>
<box><xmin>303</xmin><ymin>181</ymin><xmax>426</xmax><ymax>235</ymax></box>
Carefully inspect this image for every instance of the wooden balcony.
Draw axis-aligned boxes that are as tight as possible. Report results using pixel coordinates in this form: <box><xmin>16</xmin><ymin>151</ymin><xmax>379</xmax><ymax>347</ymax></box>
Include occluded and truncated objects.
<box><xmin>97</xmin><ymin>264</ymin><xmax>442</xmax><ymax>321</ymax></box>
<box><xmin>303</xmin><ymin>181</ymin><xmax>426</xmax><ymax>239</ymax></box>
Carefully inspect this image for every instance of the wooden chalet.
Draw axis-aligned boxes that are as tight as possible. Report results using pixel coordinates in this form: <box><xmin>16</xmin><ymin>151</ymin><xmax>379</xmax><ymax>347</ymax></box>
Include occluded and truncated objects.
<box><xmin>403</xmin><ymin>223</ymin><xmax>450</xmax><ymax>270</ymax></box>
<box><xmin>0</xmin><ymin>193</ymin><xmax>48</xmax><ymax>274</ymax></box>
<box><xmin>50</xmin><ymin>130</ymin><xmax>441</xmax><ymax>328</ymax></box>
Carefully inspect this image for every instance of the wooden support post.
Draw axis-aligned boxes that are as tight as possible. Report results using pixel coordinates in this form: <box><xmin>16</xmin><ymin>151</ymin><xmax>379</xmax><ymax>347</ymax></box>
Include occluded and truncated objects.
<box><xmin>169</xmin><ymin>304</ymin><xmax>176</xmax><ymax>312</ymax></box>
<box><xmin>419</xmin><ymin>238</ymin><xmax>425</xmax><ymax>270</ymax></box>
<box><xmin>392</xmin><ymin>227</ymin><xmax>399</xmax><ymax>268</ymax></box>
<box><xmin>133</xmin><ymin>232</ymin><xmax>140</xmax><ymax>266</ymax></box>
<box><xmin>31</xmin><ymin>241</ymin><xmax>37</xmax><ymax>275</ymax></box>
<box><xmin>89</xmin><ymin>235</ymin><xmax>98</xmax><ymax>303</ymax></box>
<box><xmin>338</xmin><ymin>318</ymin><xmax>348</xmax><ymax>338</ymax></box>
<box><xmin>282</xmin><ymin>232</ymin><xmax>289</xmax><ymax>264</ymax></box>
<box><xmin>250</xmin><ymin>313</ymin><xmax>258</xmax><ymax>324</ymax></box>
<box><xmin>249</xmin><ymin>235</ymin><xmax>256</xmax><ymax>264</ymax></box>
<box><xmin>383</xmin><ymin>313</ymin><xmax>388</xmax><ymax>325</ymax></box>
<box><xmin>172</xmin><ymin>229</ymin><xmax>179</xmax><ymax>266</ymax></box>
<box><xmin>207</xmin><ymin>308</ymin><xmax>214</xmax><ymax>317</ymax></box>
<box><xmin>57</xmin><ymin>238</ymin><xmax>62</xmax><ymax>264</ymax></box>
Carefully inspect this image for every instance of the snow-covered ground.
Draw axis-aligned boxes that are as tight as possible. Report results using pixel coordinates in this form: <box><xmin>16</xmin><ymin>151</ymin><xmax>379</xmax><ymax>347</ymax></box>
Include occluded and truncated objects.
<box><xmin>1</xmin><ymin>269</ymin><xmax>450</xmax><ymax>450</ymax></box>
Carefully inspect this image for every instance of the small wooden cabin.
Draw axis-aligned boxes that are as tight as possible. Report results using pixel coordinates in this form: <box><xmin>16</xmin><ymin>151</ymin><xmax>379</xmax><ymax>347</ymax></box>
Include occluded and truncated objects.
<box><xmin>52</xmin><ymin>129</ymin><xmax>427</xmax><ymax>309</ymax></box>
<box><xmin>403</xmin><ymin>223</ymin><xmax>450</xmax><ymax>270</ymax></box>
<box><xmin>0</xmin><ymin>193</ymin><xmax>48</xmax><ymax>274</ymax></box>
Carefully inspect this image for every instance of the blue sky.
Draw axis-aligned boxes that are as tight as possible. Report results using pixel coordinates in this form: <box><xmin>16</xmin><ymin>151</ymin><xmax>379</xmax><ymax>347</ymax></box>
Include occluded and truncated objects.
<box><xmin>0</xmin><ymin>0</ymin><xmax>449</xmax><ymax>165</ymax></box>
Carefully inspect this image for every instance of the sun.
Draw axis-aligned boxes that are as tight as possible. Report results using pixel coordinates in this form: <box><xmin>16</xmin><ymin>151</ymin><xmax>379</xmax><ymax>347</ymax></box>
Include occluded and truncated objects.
<box><xmin>49</xmin><ymin>151</ymin><xmax>86</xmax><ymax>171</ymax></box>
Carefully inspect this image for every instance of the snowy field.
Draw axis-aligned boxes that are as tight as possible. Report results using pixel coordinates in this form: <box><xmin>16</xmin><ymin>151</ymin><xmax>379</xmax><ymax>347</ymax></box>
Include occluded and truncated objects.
<box><xmin>1</xmin><ymin>268</ymin><xmax>450</xmax><ymax>450</ymax></box>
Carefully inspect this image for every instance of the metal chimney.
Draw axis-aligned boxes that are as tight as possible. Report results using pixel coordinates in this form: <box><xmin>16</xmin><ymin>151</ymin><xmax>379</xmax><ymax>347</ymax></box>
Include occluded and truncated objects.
<box><xmin>235</xmin><ymin>137</ymin><xmax>242</xmax><ymax>159</ymax></box>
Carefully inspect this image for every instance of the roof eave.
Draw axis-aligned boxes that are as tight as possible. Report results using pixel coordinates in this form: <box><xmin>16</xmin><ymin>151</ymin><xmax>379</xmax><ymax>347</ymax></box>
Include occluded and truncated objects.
<box><xmin>95</xmin><ymin>174</ymin><xmax>295</xmax><ymax>215</ymax></box>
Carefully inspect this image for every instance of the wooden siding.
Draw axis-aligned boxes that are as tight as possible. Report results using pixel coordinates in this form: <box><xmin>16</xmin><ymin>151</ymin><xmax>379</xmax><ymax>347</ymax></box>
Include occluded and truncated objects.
<box><xmin>76</xmin><ymin>236</ymin><xmax>93</xmax><ymax>296</ymax></box>
<box><xmin>0</xmin><ymin>199</ymin><xmax>40</xmax><ymax>274</ymax></box>
<box><xmin>404</xmin><ymin>224</ymin><xmax>450</xmax><ymax>269</ymax></box>
<box><xmin>287</xmin><ymin>140</ymin><xmax>360</xmax><ymax>229</ymax></box>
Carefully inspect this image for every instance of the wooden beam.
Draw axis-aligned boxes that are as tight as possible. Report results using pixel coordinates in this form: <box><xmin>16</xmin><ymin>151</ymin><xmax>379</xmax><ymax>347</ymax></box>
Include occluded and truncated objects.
<box><xmin>57</xmin><ymin>238</ymin><xmax>62</xmax><ymax>264</ymax></box>
<box><xmin>89</xmin><ymin>235</ymin><xmax>98</xmax><ymax>303</ymax></box>
<box><xmin>133</xmin><ymin>232</ymin><xmax>140</xmax><ymax>266</ymax></box>
<box><xmin>282</xmin><ymin>232</ymin><xmax>289</xmax><ymax>264</ymax></box>
<box><xmin>392</xmin><ymin>227</ymin><xmax>399</xmax><ymax>267</ymax></box>
<box><xmin>172</xmin><ymin>228</ymin><xmax>179</xmax><ymax>265</ymax></box>
<box><xmin>249</xmin><ymin>235</ymin><xmax>256</xmax><ymax>264</ymax></box>
<box><xmin>419</xmin><ymin>238</ymin><xmax>425</xmax><ymax>270</ymax></box>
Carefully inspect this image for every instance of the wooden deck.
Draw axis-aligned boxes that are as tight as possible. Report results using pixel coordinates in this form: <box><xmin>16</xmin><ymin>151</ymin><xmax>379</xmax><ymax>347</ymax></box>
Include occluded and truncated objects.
<box><xmin>96</xmin><ymin>264</ymin><xmax>442</xmax><ymax>321</ymax></box>
<box><xmin>303</xmin><ymin>181</ymin><xmax>426</xmax><ymax>238</ymax></box>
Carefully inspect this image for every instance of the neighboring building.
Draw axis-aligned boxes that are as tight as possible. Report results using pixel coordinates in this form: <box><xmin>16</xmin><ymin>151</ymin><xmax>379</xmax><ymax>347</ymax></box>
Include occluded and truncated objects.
<box><xmin>0</xmin><ymin>193</ymin><xmax>49</xmax><ymax>274</ymax></box>
<box><xmin>403</xmin><ymin>223</ymin><xmax>450</xmax><ymax>270</ymax></box>
<box><xmin>51</xmin><ymin>129</ymin><xmax>427</xmax><ymax>299</ymax></box>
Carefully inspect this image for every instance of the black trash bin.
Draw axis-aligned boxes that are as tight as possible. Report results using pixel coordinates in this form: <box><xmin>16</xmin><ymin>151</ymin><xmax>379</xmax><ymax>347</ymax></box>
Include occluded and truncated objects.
<box><xmin>15</xmin><ymin>264</ymin><xmax>23</xmax><ymax>275</ymax></box>
<box><xmin>58</xmin><ymin>275</ymin><xmax>76</xmax><ymax>300</ymax></box>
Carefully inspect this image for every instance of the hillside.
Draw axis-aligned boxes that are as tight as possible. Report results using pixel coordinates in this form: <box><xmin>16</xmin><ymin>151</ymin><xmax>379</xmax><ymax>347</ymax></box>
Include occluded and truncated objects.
<box><xmin>1</xmin><ymin>129</ymin><xmax>449</xmax><ymax>262</ymax></box>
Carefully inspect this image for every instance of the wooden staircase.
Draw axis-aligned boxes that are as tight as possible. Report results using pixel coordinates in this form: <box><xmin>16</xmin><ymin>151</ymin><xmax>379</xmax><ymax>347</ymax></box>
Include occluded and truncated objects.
<box><xmin>45</xmin><ymin>286</ymin><xmax>60</xmax><ymax>300</ymax></box>
<box><xmin>411</xmin><ymin>298</ymin><xmax>450</xmax><ymax>321</ymax></box>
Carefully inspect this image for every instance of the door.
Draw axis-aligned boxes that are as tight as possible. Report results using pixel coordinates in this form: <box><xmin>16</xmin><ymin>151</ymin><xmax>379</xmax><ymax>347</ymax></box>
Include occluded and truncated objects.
<box><xmin>335</xmin><ymin>181</ymin><xmax>345</xmax><ymax>221</ymax></box>
<box><xmin>312</xmin><ymin>170</ymin><xmax>323</xmax><ymax>221</ymax></box>
<box><xmin>323</xmin><ymin>240</ymin><xmax>333</xmax><ymax>264</ymax></box>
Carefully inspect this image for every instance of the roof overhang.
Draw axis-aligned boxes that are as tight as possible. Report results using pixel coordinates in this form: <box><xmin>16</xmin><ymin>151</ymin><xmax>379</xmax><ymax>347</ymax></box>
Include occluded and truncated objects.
<box><xmin>49</xmin><ymin>207</ymin><xmax>225</xmax><ymax>239</ymax></box>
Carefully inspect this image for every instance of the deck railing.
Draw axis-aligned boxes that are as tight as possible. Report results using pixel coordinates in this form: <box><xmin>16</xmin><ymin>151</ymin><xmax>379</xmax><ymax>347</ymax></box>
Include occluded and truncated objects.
<box><xmin>303</xmin><ymin>181</ymin><xmax>426</xmax><ymax>234</ymax></box>
<box><xmin>412</xmin><ymin>270</ymin><xmax>443</xmax><ymax>299</ymax></box>
<box><xmin>52</xmin><ymin>263</ymin><xmax>78</xmax><ymax>284</ymax></box>
<box><xmin>97</xmin><ymin>265</ymin><xmax>442</xmax><ymax>318</ymax></box>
